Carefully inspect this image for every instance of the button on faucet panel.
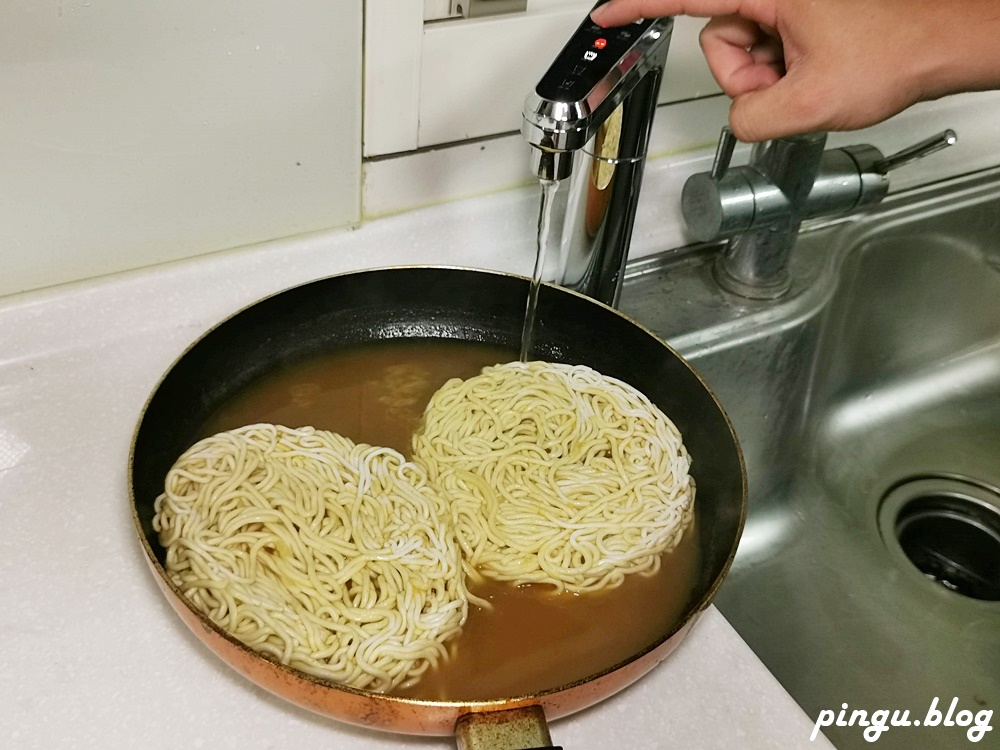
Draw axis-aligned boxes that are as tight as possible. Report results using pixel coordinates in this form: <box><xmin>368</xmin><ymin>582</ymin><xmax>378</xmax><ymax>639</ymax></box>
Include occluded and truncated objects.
<box><xmin>535</xmin><ymin>13</ymin><xmax>657</xmax><ymax>103</ymax></box>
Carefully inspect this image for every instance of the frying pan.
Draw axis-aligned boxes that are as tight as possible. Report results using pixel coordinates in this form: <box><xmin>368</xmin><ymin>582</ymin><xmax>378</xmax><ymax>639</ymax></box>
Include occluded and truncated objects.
<box><xmin>128</xmin><ymin>266</ymin><xmax>746</xmax><ymax>748</ymax></box>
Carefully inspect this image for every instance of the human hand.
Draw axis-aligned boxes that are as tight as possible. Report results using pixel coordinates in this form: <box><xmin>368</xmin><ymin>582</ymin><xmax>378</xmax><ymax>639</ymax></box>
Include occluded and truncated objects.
<box><xmin>591</xmin><ymin>0</ymin><xmax>998</xmax><ymax>142</ymax></box>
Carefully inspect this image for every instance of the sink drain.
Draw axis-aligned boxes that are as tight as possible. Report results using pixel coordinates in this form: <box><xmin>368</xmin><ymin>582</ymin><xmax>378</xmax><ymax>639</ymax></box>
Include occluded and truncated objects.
<box><xmin>879</xmin><ymin>476</ymin><xmax>1000</xmax><ymax>601</ymax></box>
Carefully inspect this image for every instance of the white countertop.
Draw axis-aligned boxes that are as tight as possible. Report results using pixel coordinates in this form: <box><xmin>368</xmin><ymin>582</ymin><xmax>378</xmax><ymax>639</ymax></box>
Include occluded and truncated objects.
<box><xmin>0</xmin><ymin>182</ymin><xmax>833</xmax><ymax>749</ymax></box>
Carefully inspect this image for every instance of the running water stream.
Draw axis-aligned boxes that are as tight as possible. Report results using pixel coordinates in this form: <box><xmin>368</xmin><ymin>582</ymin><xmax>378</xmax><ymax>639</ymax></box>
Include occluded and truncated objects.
<box><xmin>519</xmin><ymin>179</ymin><xmax>560</xmax><ymax>362</ymax></box>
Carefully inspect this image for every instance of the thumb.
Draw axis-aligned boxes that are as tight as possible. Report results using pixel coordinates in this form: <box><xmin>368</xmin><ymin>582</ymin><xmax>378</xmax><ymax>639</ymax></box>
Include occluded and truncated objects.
<box><xmin>727</xmin><ymin>72</ymin><xmax>828</xmax><ymax>142</ymax></box>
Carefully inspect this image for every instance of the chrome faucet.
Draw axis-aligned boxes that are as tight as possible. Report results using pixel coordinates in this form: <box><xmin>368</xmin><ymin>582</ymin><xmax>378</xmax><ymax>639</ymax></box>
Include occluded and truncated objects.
<box><xmin>521</xmin><ymin>5</ymin><xmax>672</xmax><ymax>307</ymax></box>
<box><xmin>683</xmin><ymin>127</ymin><xmax>958</xmax><ymax>299</ymax></box>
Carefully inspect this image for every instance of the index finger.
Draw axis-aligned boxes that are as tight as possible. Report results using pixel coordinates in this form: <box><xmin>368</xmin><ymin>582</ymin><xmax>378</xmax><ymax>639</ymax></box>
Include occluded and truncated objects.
<box><xmin>591</xmin><ymin>0</ymin><xmax>761</xmax><ymax>27</ymax></box>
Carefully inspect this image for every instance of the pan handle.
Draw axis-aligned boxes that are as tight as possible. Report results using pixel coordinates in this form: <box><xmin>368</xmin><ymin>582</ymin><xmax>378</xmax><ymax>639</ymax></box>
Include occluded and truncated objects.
<box><xmin>454</xmin><ymin>705</ymin><xmax>562</xmax><ymax>750</ymax></box>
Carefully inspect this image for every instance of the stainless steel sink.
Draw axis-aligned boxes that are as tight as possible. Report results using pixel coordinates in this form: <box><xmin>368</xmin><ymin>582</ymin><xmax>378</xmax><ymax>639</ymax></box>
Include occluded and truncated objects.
<box><xmin>621</xmin><ymin>168</ymin><xmax>1000</xmax><ymax>750</ymax></box>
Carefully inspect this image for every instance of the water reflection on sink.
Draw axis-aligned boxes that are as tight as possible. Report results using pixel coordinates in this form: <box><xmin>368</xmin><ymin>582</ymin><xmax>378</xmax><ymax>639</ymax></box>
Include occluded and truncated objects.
<box><xmin>621</xmin><ymin>168</ymin><xmax>1000</xmax><ymax>750</ymax></box>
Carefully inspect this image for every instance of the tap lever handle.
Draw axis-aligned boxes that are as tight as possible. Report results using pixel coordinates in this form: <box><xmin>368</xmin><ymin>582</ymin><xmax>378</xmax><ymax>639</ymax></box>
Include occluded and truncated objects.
<box><xmin>710</xmin><ymin>126</ymin><xmax>737</xmax><ymax>180</ymax></box>
<box><xmin>872</xmin><ymin>129</ymin><xmax>957</xmax><ymax>175</ymax></box>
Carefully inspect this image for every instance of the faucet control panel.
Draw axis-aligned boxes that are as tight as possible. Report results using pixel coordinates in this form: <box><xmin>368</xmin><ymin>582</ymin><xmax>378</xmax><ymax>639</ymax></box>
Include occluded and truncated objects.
<box><xmin>522</xmin><ymin>2</ymin><xmax>671</xmax><ymax>160</ymax></box>
<box><xmin>536</xmin><ymin>14</ymin><xmax>658</xmax><ymax>104</ymax></box>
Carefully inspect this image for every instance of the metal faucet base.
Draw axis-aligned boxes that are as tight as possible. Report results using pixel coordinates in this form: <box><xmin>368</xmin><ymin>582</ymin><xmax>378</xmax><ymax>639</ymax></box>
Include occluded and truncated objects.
<box><xmin>713</xmin><ymin>255</ymin><xmax>791</xmax><ymax>300</ymax></box>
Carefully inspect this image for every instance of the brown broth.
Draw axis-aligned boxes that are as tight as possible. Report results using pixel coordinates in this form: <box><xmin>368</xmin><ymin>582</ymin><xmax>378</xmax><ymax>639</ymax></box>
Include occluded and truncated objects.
<box><xmin>201</xmin><ymin>340</ymin><xmax>700</xmax><ymax>701</ymax></box>
<box><xmin>398</xmin><ymin>524</ymin><xmax>699</xmax><ymax>701</ymax></box>
<box><xmin>202</xmin><ymin>340</ymin><xmax>509</xmax><ymax>454</ymax></box>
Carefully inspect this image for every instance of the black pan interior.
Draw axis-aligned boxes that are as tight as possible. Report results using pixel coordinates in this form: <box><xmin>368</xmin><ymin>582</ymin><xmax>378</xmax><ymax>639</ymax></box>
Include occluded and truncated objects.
<box><xmin>131</xmin><ymin>267</ymin><xmax>745</xmax><ymax>603</ymax></box>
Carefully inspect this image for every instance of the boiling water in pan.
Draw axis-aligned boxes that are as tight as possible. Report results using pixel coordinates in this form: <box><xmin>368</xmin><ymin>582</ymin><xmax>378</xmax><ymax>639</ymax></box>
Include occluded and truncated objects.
<box><xmin>201</xmin><ymin>341</ymin><xmax>699</xmax><ymax>700</ymax></box>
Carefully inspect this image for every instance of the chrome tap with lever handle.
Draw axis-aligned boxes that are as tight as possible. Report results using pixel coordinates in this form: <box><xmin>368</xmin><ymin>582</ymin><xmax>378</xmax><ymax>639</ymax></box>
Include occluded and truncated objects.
<box><xmin>682</xmin><ymin>127</ymin><xmax>958</xmax><ymax>299</ymax></box>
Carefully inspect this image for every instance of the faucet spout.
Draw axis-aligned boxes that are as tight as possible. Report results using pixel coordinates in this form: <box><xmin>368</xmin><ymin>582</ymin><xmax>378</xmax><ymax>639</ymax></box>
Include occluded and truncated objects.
<box><xmin>521</xmin><ymin>5</ymin><xmax>672</xmax><ymax>305</ymax></box>
<box><xmin>529</xmin><ymin>148</ymin><xmax>575</xmax><ymax>182</ymax></box>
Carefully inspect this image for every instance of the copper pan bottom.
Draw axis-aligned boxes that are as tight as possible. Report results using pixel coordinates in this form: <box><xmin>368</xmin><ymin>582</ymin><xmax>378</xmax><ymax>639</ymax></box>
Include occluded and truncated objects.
<box><xmin>150</xmin><ymin>556</ymin><xmax>698</xmax><ymax>735</ymax></box>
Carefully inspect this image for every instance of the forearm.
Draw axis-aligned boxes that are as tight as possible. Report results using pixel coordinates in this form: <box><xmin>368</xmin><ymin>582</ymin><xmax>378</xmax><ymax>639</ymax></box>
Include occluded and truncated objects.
<box><xmin>920</xmin><ymin>0</ymin><xmax>1000</xmax><ymax>100</ymax></box>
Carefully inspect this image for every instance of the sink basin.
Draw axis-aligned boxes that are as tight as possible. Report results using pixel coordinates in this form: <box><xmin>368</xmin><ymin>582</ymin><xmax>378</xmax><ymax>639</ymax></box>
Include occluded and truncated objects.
<box><xmin>621</xmin><ymin>168</ymin><xmax>1000</xmax><ymax>750</ymax></box>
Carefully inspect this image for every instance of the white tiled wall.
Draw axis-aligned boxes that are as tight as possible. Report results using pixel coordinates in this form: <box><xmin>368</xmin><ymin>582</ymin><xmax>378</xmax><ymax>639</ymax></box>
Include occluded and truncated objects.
<box><xmin>363</xmin><ymin>4</ymin><xmax>718</xmax><ymax>155</ymax></box>
<box><xmin>0</xmin><ymin>1</ymin><xmax>362</xmax><ymax>298</ymax></box>
<box><xmin>362</xmin><ymin>0</ymin><xmax>1000</xmax><ymax>222</ymax></box>
<box><xmin>364</xmin><ymin>90</ymin><xmax>1000</xmax><ymax>223</ymax></box>
<box><xmin>5</xmin><ymin>2</ymin><xmax>1000</xmax><ymax>300</ymax></box>
<box><xmin>363</xmin><ymin>4</ymin><xmax>1000</xmax><ymax>220</ymax></box>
